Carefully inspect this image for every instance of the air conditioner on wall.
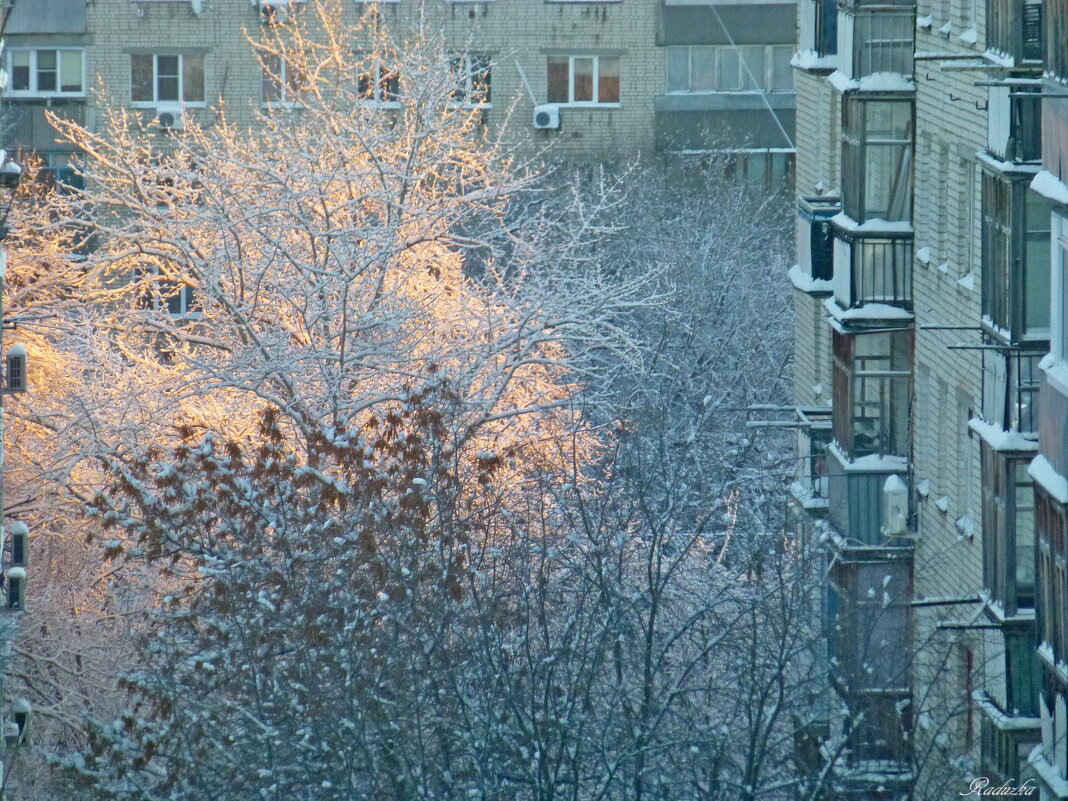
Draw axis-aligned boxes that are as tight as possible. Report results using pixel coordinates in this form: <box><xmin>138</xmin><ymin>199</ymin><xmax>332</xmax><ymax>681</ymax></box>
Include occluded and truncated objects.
<box><xmin>155</xmin><ymin>103</ymin><xmax>186</xmax><ymax>132</ymax></box>
<box><xmin>533</xmin><ymin>104</ymin><xmax>560</xmax><ymax>130</ymax></box>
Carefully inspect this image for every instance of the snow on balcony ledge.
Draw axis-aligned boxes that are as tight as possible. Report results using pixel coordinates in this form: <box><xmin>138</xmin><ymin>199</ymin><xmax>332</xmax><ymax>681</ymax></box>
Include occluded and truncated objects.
<box><xmin>916</xmin><ymin>14</ymin><xmax>932</xmax><ymax>29</ymax></box>
<box><xmin>829</xmin><ymin>441</ymin><xmax>908</xmax><ymax>473</ymax></box>
<box><xmin>983</xmin><ymin>49</ymin><xmax>1015</xmax><ymax>68</ymax></box>
<box><xmin>977</xmin><ymin>150</ymin><xmax>1041</xmax><ymax>176</ymax></box>
<box><xmin>968</xmin><ymin>417</ymin><xmax>1038</xmax><ymax>453</ymax></box>
<box><xmin>831</xmin><ymin>213</ymin><xmax>913</xmax><ymax>235</ymax></box>
<box><xmin>827</xmin><ymin>70</ymin><xmax>915</xmax><ymax>95</ymax></box>
<box><xmin>788</xmin><ymin>263</ymin><xmax>833</xmax><ymax>294</ymax></box>
<box><xmin>973</xmin><ymin>690</ymin><xmax>1041</xmax><ymax>731</ymax></box>
<box><xmin>1031</xmin><ymin>170</ymin><xmax>1068</xmax><ymax>207</ymax></box>
<box><xmin>790</xmin><ymin>480</ymin><xmax>830</xmax><ymax>510</ymax></box>
<box><xmin>1028</xmin><ymin>745</ymin><xmax>1068</xmax><ymax>798</ymax></box>
<box><xmin>1029</xmin><ymin>454</ymin><xmax>1068</xmax><ymax>504</ymax></box>
<box><xmin>824</xmin><ymin>296</ymin><xmax>915</xmax><ymax>325</ymax></box>
<box><xmin>792</xmin><ymin>50</ymin><xmax>838</xmax><ymax>72</ymax></box>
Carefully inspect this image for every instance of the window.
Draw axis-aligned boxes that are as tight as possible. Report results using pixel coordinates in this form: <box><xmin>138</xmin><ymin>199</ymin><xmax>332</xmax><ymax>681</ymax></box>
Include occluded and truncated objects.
<box><xmin>842</xmin><ymin>10</ymin><xmax>914</xmax><ymax>79</ymax></box>
<box><xmin>797</xmin><ymin>197</ymin><xmax>839</xmax><ymax>281</ymax></box>
<box><xmin>982</xmin><ymin>447</ymin><xmax>1037</xmax><ymax>616</ymax></box>
<box><xmin>830</xmin><ymin>557</ymin><xmax>911</xmax><ymax>762</ymax></box>
<box><xmin>131</xmin><ymin>54</ymin><xmax>205</xmax><ymax>105</ymax></box>
<box><xmin>1036</xmin><ymin>490</ymin><xmax>1068</xmax><ymax>667</ymax></box>
<box><xmin>1051</xmin><ymin>0</ymin><xmax>1068</xmax><ymax>78</ymax></box>
<box><xmin>138</xmin><ymin>266</ymin><xmax>199</xmax><ymax>318</ymax></box>
<box><xmin>987</xmin><ymin>0</ymin><xmax>1044</xmax><ymax>63</ymax></box>
<box><xmin>262</xmin><ymin>53</ymin><xmax>305</xmax><ymax>106</ymax></box>
<box><xmin>357</xmin><ymin>59</ymin><xmax>401</xmax><ymax>105</ymax></box>
<box><xmin>981</xmin><ymin>715</ymin><xmax>1041</xmax><ymax>784</ymax></box>
<box><xmin>665</xmin><ymin>45</ymin><xmax>793</xmax><ymax>93</ymax></box>
<box><xmin>981</xmin><ymin>177</ymin><xmax>1051</xmax><ymax>343</ymax></box>
<box><xmin>832</xmin><ymin>329</ymin><xmax>912</xmax><ymax>459</ymax></box>
<box><xmin>8</xmin><ymin>49</ymin><xmax>84</xmax><ymax>97</ymax></box>
<box><xmin>799</xmin><ymin>0</ymin><xmax>838</xmax><ymax>57</ymax></box>
<box><xmin>842</xmin><ymin>97</ymin><xmax>913</xmax><ymax>223</ymax></box>
<box><xmin>448</xmin><ymin>54</ymin><xmax>491</xmax><ymax>106</ymax></box>
<box><xmin>1055</xmin><ymin>214</ymin><xmax>1068</xmax><ymax>363</ymax></box>
<box><xmin>547</xmin><ymin>55</ymin><xmax>620</xmax><ymax>106</ymax></box>
<box><xmin>981</xmin><ymin>346</ymin><xmax>1042</xmax><ymax>434</ymax></box>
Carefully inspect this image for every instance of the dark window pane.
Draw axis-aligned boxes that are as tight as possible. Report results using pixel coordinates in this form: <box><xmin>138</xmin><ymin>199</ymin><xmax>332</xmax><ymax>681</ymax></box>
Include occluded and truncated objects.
<box><xmin>573</xmin><ymin>57</ymin><xmax>594</xmax><ymax>102</ymax></box>
<box><xmin>37</xmin><ymin>49</ymin><xmax>57</xmax><ymax>92</ymax></box>
<box><xmin>11</xmin><ymin>52</ymin><xmax>29</xmax><ymax>92</ymax></box>
<box><xmin>547</xmin><ymin>56</ymin><xmax>569</xmax><ymax>103</ymax></box>
<box><xmin>598</xmin><ymin>56</ymin><xmax>620</xmax><ymax>103</ymax></box>
<box><xmin>262</xmin><ymin>53</ymin><xmax>282</xmax><ymax>103</ymax></box>
<box><xmin>183</xmin><ymin>54</ymin><xmax>204</xmax><ymax>103</ymax></box>
<box><xmin>131</xmin><ymin>54</ymin><xmax>154</xmax><ymax>102</ymax></box>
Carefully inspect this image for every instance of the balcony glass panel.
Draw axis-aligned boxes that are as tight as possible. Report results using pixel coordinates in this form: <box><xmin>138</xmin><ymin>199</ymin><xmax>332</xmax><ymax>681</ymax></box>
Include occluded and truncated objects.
<box><xmin>850</xmin><ymin>10</ymin><xmax>913</xmax><ymax>79</ymax></box>
<box><xmin>833</xmin><ymin>329</ymin><xmax>912</xmax><ymax>459</ymax></box>
<box><xmin>843</xmin><ymin>97</ymin><xmax>913</xmax><ymax>223</ymax></box>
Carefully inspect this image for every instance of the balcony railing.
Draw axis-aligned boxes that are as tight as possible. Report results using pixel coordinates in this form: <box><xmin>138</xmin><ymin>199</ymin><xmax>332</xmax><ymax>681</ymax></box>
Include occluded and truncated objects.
<box><xmin>833</xmin><ymin>227</ymin><xmax>913</xmax><ymax>311</ymax></box>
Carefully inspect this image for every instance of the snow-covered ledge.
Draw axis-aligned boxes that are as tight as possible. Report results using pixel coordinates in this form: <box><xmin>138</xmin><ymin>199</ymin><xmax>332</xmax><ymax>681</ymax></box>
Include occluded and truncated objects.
<box><xmin>1029</xmin><ymin>454</ymin><xmax>1068</xmax><ymax>504</ymax></box>
<box><xmin>1031</xmin><ymin>170</ymin><xmax>1068</xmax><ymax>208</ymax></box>
<box><xmin>788</xmin><ymin>264</ymin><xmax>833</xmax><ymax>294</ymax></box>
<box><xmin>968</xmin><ymin>417</ymin><xmax>1038</xmax><ymax>453</ymax></box>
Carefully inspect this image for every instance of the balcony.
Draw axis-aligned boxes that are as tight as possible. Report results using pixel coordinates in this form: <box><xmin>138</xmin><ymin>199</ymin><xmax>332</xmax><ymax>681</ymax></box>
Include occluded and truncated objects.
<box><xmin>987</xmin><ymin>82</ymin><xmax>1042</xmax><ymax>164</ymax></box>
<box><xmin>827</xmin><ymin>547</ymin><xmax>913</xmax><ymax>767</ymax></box>
<box><xmin>7</xmin><ymin>0</ymin><xmax>86</xmax><ymax>34</ymax></box>
<box><xmin>986</xmin><ymin>0</ymin><xmax>1043</xmax><ymax>65</ymax></box>
<box><xmin>831</xmin><ymin>221</ymin><xmax>913</xmax><ymax>312</ymax></box>
<box><xmin>792</xmin><ymin>407</ymin><xmax>833</xmax><ymax>510</ymax></box>
<box><xmin>837</xmin><ymin>7</ymin><xmax>915</xmax><ymax>81</ymax></box>
<box><xmin>798</xmin><ymin>0</ymin><xmax>838</xmax><ymax>60</ymax></box>
<box><xmin>796</xmin><ymin>196</ymin><xmax>839</xmax><ymax>283</ymax></box>
<box><xmin>979</xmin><ymin>345</ymin><xmax>1044</xmax><ymax>436</ymax></box>
<box><xmin>980</xmin><ymin>175</ymin><xmax>1050</xmax><ymax>345</ymax></box>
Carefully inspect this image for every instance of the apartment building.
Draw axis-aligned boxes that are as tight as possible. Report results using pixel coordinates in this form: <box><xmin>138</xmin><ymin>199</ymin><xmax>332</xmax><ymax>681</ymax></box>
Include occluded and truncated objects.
<box><xmin>3</xmin><ymin>0</ymin><xmax>796</xmax><ymax>184</ymax></box>
<box><xmin>788</xmin><ymin>0</ymin><xmax>1068</xmax><ymax>798</ymax></box>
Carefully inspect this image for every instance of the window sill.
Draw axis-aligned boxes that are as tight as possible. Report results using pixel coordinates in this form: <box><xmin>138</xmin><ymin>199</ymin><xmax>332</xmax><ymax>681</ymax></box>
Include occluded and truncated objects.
<box><xmin>664</xmin><ymin>90</ymin><xmax>795</xmax><ymax>96</ymax></box>
<box><xmin>7</xmin><ymin>92</ymin><xmax>87</xmax><ymax>100</ymax></box>
<box><xmin>131</xmin><ymin>102</ymin><xmax>207</xmax><ymax>108</ymax></box>
<box><xmin>551</xmin><ymin>102</ymin><xmax>621</xmax><ymax>109</ymax></box>
<box><xmin>261</xmin><ymin>102</ymin><xmax>304</xmax><ymax>110</ymax></box>
<box><xmin>357</xmin><ymin>101</ymin><xmax>403</xmax><ymax>109</ymax></box>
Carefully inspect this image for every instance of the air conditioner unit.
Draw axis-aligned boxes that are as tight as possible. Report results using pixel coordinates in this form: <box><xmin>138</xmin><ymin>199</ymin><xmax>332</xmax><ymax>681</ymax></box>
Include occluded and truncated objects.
<box><xmin>155</xmin><ymin>104</ymin><xmax>186</xmax><ymax>132</ymax></box>
<box><xmin>533</xmin><ymin>104</ymin><xmax>560</xmax><ymax>130</ymax></box>
<box><xmin>882</xmin><ymin>474</ymin><xmax>908</xmax><ymax>538</ymax></box>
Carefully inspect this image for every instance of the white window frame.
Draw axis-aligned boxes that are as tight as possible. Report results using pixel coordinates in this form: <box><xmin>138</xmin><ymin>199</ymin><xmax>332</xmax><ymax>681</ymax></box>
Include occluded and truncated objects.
<box><xmin>547</xmin><ymin>55</ymin><xmax>621</xmax><ymax>107</ymax></box>
<box><xmin>1052</xmin><ymin>213</ymin><xmax>1068</xmax><ymax>366</ymax></box>
<box><xmin>261</xmin><ymin>53</ymin><xmax>304</xmax><ymax>108</ymax></box>
<box><xmin>448</xmin><ymin>53</ymin><xmax>491</xmax><ymax>108</ymax></box>
<box><xmin>130</xmin><ymin>53</ymin><xmax>206</xmax><ymax>107</ymax></box>
<box><xmin>355</xmin><ymin>58</ymin><xmax>402</xmax><ymax>108</ymax></box>
<box><xmin>7</xmin><ymin>48</ymin><xmax>86</xmax><ymax>98</ymax></box>
<box><xmin>665</xmin><ymin>45</ymin><xmax>795</xmax><ymax>95</ymax></box>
